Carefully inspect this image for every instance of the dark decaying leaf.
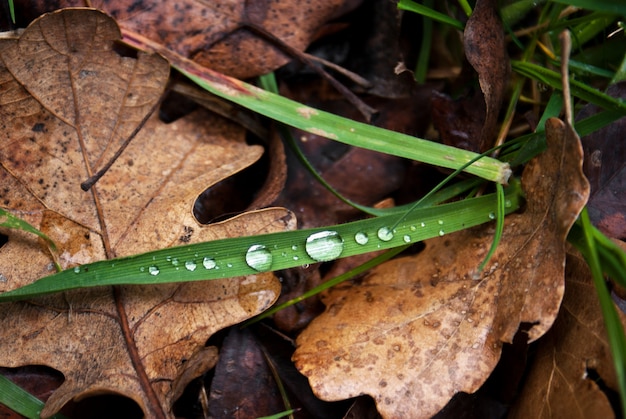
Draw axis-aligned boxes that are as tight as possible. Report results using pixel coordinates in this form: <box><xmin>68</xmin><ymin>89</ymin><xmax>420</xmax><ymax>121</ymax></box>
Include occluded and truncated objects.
<box><xmin>463</xmin><ymin>0</ymin><xmax>510</xmax><ymax>151</ymax></box>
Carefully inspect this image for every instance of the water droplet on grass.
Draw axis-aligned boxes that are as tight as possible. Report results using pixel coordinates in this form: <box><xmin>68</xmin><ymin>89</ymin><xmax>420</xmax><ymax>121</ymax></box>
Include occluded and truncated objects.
<box><xmin>403</xmin><ymin>235</ymin><xmax>411</xmax><ymax>243</ymax></box>
<box><xmin>245</xmin><ymin>244</ymin><xmax>273</xmax><ymax>272</ymax></box>
<box><xmin>354</xmin><ymin>232</ymin><xmax>369</xmax><ymax>245</ymax></box>
<box><xmin>489</xmin><ymin>212</ymin><xmax>496</xmax><ymax>220</ymax></box>
<box><xmin>185</xmin><ymin>260</ymin><xmax>197</xmax><ymax>271</ymax></box>
<box><xmin>73</xmin><ymin>266</ymin><xmax>80</xmax><ymax>274</ymax></box>
<box><xmin>438</xmin><ymin>230</ymin><xmax>445</xmax><ymax>236</ymax></box>
<box><xmin>148</xmin><ymin>266</ymin><xmax>160</xmax><ymax>276</ymax></box>
<box><xmin>305</xmin><ymin>231</ymin><xmax>344</xmax><ymax>262</ymax></box>
<box><xmin>202</xmin><ymin>257</ymin><xmax>216</xmax><ymax>270</ymax></box>
<box><xmin>377</xmin><ymin>227</ymin><xmax>393</xmax><ymax>242</ymax></box>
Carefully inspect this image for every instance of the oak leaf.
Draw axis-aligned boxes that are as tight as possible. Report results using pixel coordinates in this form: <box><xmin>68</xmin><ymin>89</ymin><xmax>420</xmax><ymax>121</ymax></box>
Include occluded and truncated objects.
<box><xmin>0</xmin><ymin>9</ymin><xmax>292</xmax><ymax>418</ymax></box>
<box><xmin>293</xmin><ymin>117</ymin><xmax>590</xmax><ymax>418</ymax></box>
<box><xmin>14</xmin><ymin>0</ymin><xmax>360</xmax><ymax>80</ymax></box>
<box><xmin>507</xmin><ymin>243</ymin><xmax>626</xmax><ymax>419</ymax></box>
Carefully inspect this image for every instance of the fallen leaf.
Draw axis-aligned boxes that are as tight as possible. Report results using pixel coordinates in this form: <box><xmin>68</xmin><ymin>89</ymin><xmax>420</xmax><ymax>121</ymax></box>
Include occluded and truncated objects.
<box><xmin>293</xmin><ymin>116</ymin><xmax>589</xmax><ymax>418</ymax></box>
<box><xmin>507</xmin><ymin>243</ymin><xmax>626</xmax><ymax>419</ymax></box>
<box><xmin>463</xmin><ymin>0</ymin><xmax>510</xmax><ymax>151</ymax></box>
<box><xmin>13</xmin><ymin>0</ymin><xmax>361</xmax><ymax>80</ymax></box>
<box><xmin>0</xmin><ymin>9</ymin><xmax>292</xmax><ymax>418</ymax></box>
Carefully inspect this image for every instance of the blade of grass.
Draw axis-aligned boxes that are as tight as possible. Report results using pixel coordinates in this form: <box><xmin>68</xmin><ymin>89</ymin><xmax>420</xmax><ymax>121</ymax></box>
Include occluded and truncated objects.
<box><xmin>551</xmin><ymin>0</ymin><xmax>626</xmax><ymax>15</ymax></box>
<box><xmin>0</xmin><ymin>183</ymin><xmax>522</xmax><ymax>303</ymax></box>
<box><xmin>397</xmin><ymin>0</ymin><xmax>465</xmax><ymax>30</ymax></box>
<box><xmin>0</xmin><ymin>374</ymin><xmax>68</xmax><ymax>419</ymax></box>
<box><xmin>578</xmin><ymin>208</ymin><xmax>626</xmax><ymax>414</ymax></box>
<box><xmin>512</xmin><ymin>60</ymin><xmax>626</xmax><ymax>114</ymax></box>
<box><xmin>120</xmin><ymin>30</ymin><xmax>511</xmax><ymax>185</ymax></box>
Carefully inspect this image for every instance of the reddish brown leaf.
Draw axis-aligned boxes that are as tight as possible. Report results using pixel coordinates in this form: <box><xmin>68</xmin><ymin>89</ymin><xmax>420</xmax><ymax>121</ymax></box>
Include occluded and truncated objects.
<box><xmin>292</xmin><ymin>117</ymin><xmax>589</xmax><ymax>418</ymax></box>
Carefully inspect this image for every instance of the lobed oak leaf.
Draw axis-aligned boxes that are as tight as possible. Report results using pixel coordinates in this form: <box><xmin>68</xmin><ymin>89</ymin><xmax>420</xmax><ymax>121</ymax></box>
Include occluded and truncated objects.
<box><xmin>12</xmin><ymin>0</ymin><xmax>361</xmax><ymax>80</ymax></box>
<box><xmin>293</xmin><ymin>117</ymin><xmax>590</xmax><ymax>418</ymax></box>
<box><xmin>0</xmin><ymin>9</ymin><xmax>292</xmax><ymax>418</ymax></box>
<box><xmin>507</xmin><ymin>243</ymin><xmax>626</xmax><ymax>419</ymax></box>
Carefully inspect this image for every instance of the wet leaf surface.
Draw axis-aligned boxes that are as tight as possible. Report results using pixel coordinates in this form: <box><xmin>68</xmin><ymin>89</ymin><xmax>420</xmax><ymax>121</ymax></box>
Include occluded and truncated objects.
<box><xmin>0</xmin><ymin>10</ymin><xmax>291</xmax><ymax>418</ymax></box>
<box><xmin>293</xmin><ymin>116</ymin><xmax>590</xmax><ymax>418</ymax></box>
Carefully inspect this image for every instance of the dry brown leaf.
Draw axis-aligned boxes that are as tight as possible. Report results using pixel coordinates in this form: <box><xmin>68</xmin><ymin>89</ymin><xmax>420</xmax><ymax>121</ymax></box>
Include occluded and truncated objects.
<box><xmin>15</xmin><ymin>0</ymin><xmax>360</xmax><ymax>80</ymax></box>
<box><xmin>463</xmin><ymin>0</ymin><xmax>510</xmax><ymax>151</ymax></box>
<box><xmin>0</xmin><ymin>9</ymin><xmax>292</xmax><ymax>418</ymax></box>
<box><xmin>507</xmin><ymin>242</ymin><xmax>626</xmax><ymax>419</ymax></box>
<box><xmin>293</xmin><ymin>117</ymin><xmax>590</xmax><ymax>418</ymax></box>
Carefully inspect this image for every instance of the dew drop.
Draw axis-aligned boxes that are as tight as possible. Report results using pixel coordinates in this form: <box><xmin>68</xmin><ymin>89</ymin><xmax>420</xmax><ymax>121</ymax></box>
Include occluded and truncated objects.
<box><xmin>305</xmin><ymin>230</ymin><xmax>344</xmax><ymax>262</ymax></box>
<box><xmin>437</xmin><ymin>219</ymin><xmax>444</xmax><ymax>225</ymax></box>
<box><xmin>291</xmin><ymin>245</ymin><xmax>298</xmax><ymax>251</ymax></box>
<box><xmin>377</xmin><ymin>227</ymin><xmax>394</xmax><ymax>242</ymax></box>
<box><xmin>139</xmin><ymin>267</ymin><xmax>145</xmax><ymax>272</ymax></box>
<box><xmin>202</xmin><ymin>257</ymin><xmax>216</xmax><ymax>270</ymax></box>
<box><xmin>148</xmin><ymin>266</ymin><xmax>160</xmax><ymax>276</ymax></box>
<box><xmin>293</xmin><ymin>255</ymin><xmax>299</xmax><ymax>261</ymax></box>
<box><xmin>488</xmin><ymin>212</ymin><xmax>496</xmax><ymax>220</ymax></box>
<box><xmin>73</xmin><ymin>266</ymin><xmax>80</xmax><ymax>274</ymax></box>
<box><xmin>354</xmin><ymin>232</ymin><xmax>369</xmax><ymax>245</ymax></box>
<box><xmin>505</xmin><ymin>199</ymin><xmax>512</xmax><ymax>208</ymax></box>
<box><xmin>403</xmin><ymin>235</ymin><xmax>411</xmax><ymax>243</ymax></box>
<box><xmin>245</xmin><ymin>244</ymin><xmax>273</xmax><ymax>272</ymax></box>
<box><xmin>438</xmin><ymin>230</ymin><xmax>445</xmax><ymax>236</ymax></box>
<box><xmin>420</xmin><ymin>222</ymin><xmax>426</xmax><ymax>227</ymax></box>
<box><xmin>410</xmin><ymin>225</ymin><xmax>417</xmax><ymax>232</ymax></box>
<box><xmin>185</xmin><ymin>260</ymin><xmax>197</xmax><ymax>271</ymax></box>
<box><xmin>171</xmin><ymin>258</ymin><xmax>180</xmax><ymax>267</ymax></box>
<box><xmin>226</xmin><ymin>263</ymin><xmax>233</xmax><ymax>268</ymax></box>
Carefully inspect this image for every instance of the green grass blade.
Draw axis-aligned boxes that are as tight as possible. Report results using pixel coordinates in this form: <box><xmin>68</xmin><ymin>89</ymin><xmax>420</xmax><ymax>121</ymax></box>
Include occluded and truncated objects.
<box><xmin>512</xmin><ymin>61</ymin><xmax>626</xmax><ymax>114</ymax></box>
<box><xmin>0</xmin><ymin>374</ymin><xmax>68</xmax><ymax>419</ymax></box>
<box><xmin>0</xmin><ymin>184</ymin><xmax>523</xmax><ymax>302</ymax></box>
<box><xmin>578</xmin><ymin>208</ymin><xmax>626</xmax><ymax>414</ymax></box>
<box><xmin>397</xmin><ymin>0</ymin><xmax>465</xmax><ymax>30</ymax></box>
<box><xmin>550</xmin><ymin>0</ymin><xmax>626</xmax><ymax>15</ymax></box>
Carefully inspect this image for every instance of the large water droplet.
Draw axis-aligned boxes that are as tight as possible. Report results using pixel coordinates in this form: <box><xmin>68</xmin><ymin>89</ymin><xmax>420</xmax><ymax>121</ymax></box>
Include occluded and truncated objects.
<box><xmin>377</xmin><ymin>227</ymin><xmax>394</xmax><ymax>242</ymax></box>
<box><xmin>305</xmin><ymin>231</ymin><xmax>344</xmax><ymax>262</ymax></box>
<box><xmin>438</xmin><ymin>230</ymin><xmax>445</xmax><ymax>236</ymax></box>
<box><xmin>488</xmin><ymin>212</ymin><xmax>496</xmax><ymax>220</ymax></box>
<box><xmin>185</xmin><ymin>260</ymin><xmax>197</xmax><ymax>271</ymax></box>
<box><xmin>148</xmin><ymin>266</ymin><xmax>160</xmax><ymax>276</ymax></box>
<box><xmin>73</xmin><ymin>266</ymin><xmax>80</xmax><ymax>274</ymax></box>
<box><xmin>245</xmin><ymin>244</ymin><xmax>273</xmax><ymax>272</ymax></box>
<box><xmin>403</xmin><ymin>235</ymin><xmax>411</xmax><ymax>243</ymax></box>
<box><xmin>354</xmin><ymin>232</ymin><xmax>369</xmax><ymax>245</ymax></box>
<box><xmin>202</xmin><ymin>257</ymin><xmax>216</xmax><ymax>270</ymax></box>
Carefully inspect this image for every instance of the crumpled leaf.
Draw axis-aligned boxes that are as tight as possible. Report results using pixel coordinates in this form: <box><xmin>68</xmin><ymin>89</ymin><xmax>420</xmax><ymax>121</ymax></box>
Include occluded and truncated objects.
<box><xmin>293</xmin><ymin>116</ymin><xmax>590</xmax><ymax>418</ymax></box>
<box><xmin>463</xmin><ymin>0</ymin><xmax>510</xmax><ymax>151</ymax></box>
<box><xmin>0</xmin><ymin>9</ymin><xmax>292</xmax><ymax>418</ymax></box>
<box><xmin>507</xmin><ymin>243</ymin><xmax>626</xmax><ymax>419</ymax></box>
<box><xmin>13</xmin><ymin>0</ymin><xmax>361</xmax><ymax>80</ymax></box>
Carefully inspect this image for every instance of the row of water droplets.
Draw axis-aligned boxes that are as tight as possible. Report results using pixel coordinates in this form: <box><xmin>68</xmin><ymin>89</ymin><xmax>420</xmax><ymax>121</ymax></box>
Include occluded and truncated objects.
<box><xmin>75</xmin><ymin>206</ymin><xmax>506</xmax><ymax>277</ymax></box>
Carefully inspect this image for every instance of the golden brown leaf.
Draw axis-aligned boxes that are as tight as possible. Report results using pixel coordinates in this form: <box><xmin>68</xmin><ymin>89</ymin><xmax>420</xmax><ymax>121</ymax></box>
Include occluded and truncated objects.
<box><xmin>508</xmin><ymin>243</ymin><xmax>626</xmax><ymax>419</ymax></box>
<box><xmin>293</xmin><ymin>117</ymin><xmax>590</xmax><ymax>418</ymax></box>
<box><xmin>0</xmin><ymin>9</ymin><xmax>292</xmax><ymax>418</ymax></box>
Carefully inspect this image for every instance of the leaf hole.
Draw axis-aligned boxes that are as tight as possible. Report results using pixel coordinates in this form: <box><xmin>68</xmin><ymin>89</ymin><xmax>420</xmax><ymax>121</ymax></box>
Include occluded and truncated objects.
<box><xmin>66</xmin><ymin>393</ymin><xmax>143</xmax><ymax>419</ymax></box>
<box><xmin>194</xmin><ymin>137</ymin><xmax>270</xmax><ymax>224</ymax></box>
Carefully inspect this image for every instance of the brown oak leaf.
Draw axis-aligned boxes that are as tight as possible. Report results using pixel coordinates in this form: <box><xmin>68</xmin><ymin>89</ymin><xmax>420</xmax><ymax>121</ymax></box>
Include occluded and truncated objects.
<box><xmin>0</xmin><ymin>9</ymin><xmax>292</xmax><ymax>418</ymax></box>
<box><xmin>292</xmin><ymin>117</ymin><xmax>590</xmax><ymax>418</ymax></box>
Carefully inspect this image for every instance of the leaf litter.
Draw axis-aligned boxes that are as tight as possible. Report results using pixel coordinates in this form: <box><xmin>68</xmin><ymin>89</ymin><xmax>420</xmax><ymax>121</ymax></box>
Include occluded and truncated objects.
<box><xmin>0</xmin><ymin>9</ymin><xmax>292</xmax><ymax>418</ymax></box>
<box><xmin>293</xmin><ymin>116</ymin><xmax>590</xmax><ymax>418</ymax></box>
